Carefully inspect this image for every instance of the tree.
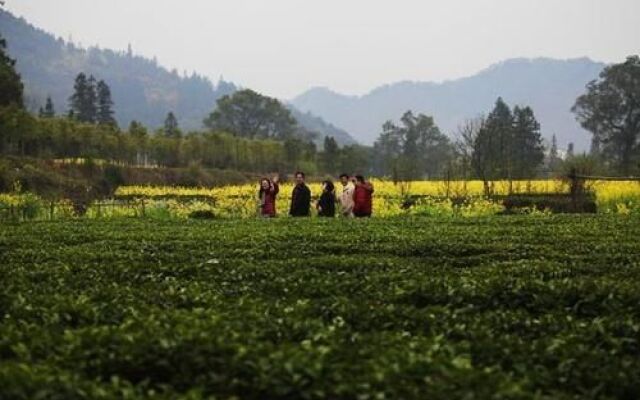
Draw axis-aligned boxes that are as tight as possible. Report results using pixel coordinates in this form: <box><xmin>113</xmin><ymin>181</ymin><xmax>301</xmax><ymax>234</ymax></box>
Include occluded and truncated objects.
<box><xmin>203</xmin><ymin>89</ymin><xmax>296</xmax><ymax>139</ymax></box>
<box><xmin>548</xmin><ymin>134</ymin><xmax>562</xmax><ymax>174</ymax></box>
<box><xmin>374</xmin><ymin>111</ymin><xmax>451</xmax><ymax>181</ymax></box>
<box><xmin>322</xmin><ymin>136</ymin><xmax>340</xmax><ymax>175</ymax></box>
<box><xmin>96</xmin><ymin>80</ymin><xmax>116</xmax><ymax>127</ymax></box>
<box><xmin>338</xmin><ymin>145</ymin><xmax>372</xmax><ymax>176</ymax></box>
<box><xmin>572</xmin><ymin>55</ymin><xmax>640</xmax><ymax>175</ymax></box>
<box><xmin>471</xmin><ymin>98</ymin><xmax>514</xmax><ymax>188</ymax></box>
<box><xmin>512</xmin><ymin>105</ymin><xmax>545</xmax><ymax>178</ymax></box>
<box><xmin>0</xmin><ymin>34</ymin><xmax>24</xmax><ymax>107</ymax></box>
<box><xmin>164</xmin><ymin>112</ymin><xmax>181</xmax><ymax>138</ymax></box>
<box><xmin>128</xmin><ymin>120</ymin><xmax>148</xmax><ymax>139</ymax></box>
<box><xmin>128</xmin><ymin>120</ymin><xmax>149</xmax><ymax>165</ymax></box>
<box><xmin>566</xmin><ymin>143</ymin><xmax>575</xmax><ymax>159</ymax></box>
<box><xmin>469</xmin><ymin>98</ymin><xmax>545</xmax><ymax>187</ymax></box>
<box><xmin>69</xmin><ymin>73</ymin><xmax>97</xmax><ymax>123</ymax></box>
<box><xmin>39</xmin><ymin>97</ymin><xmax>55</xmax><ymax>118</ymax></box>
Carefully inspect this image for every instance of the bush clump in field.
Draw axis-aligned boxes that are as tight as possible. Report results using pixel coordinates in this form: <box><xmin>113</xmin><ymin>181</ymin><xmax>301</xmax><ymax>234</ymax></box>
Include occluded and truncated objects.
<box><xmin>188</xmin><ymin>209</ymin><xmax>216</xmax><ymax>219</ymax></box>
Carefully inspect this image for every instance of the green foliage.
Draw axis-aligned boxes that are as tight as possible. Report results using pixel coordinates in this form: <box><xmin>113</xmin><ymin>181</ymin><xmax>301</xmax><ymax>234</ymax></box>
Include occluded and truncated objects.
<box><xmin>471</xmin><ymin>98</ymin><xmax>545</xmax><ymax>183</ymax></box>
<box><xmin>96</xmin><ymin>80</ymin><xmax>116</xmax><ymax>127</ymax></box>
<box><xmin>38</xmin><ymin>96</ymin><xmax>55</xmax><ymax>118</ymax></box>
<box><xmin>0</xmin><ymin>33</ymin><xmax>24</xmax><ymax>108</ymax></box>
<box><xmin>374</xmin><ymin>111</ymin><xmax>453</xmax><ymax>180</ymax></box>
<box><xmin>0</xmin><ymin>216</ymin><xmax>639</xmax><ymax>398</ymax></box>
<box><xmin>163</xmin><ymin>111</ymin><xmax>181</xmax><ymax>139</ymax></box>
<box><xmin>572</xmin><ymin>55</ymin><xmax>640</xmax><ymax>175</ymax></box>
<box><xmin>69</xmin><ymin>73</ymin><xmax>98</xmax><ymax>123</ymax></box>
<box><xmin>204</xmin><ymin>89</ymin><xmax>297</xmax><ymax>140</ymax></box>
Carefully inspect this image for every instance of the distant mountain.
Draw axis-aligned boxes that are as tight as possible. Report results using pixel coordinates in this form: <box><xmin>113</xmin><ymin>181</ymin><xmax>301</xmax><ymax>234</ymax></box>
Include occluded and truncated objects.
<box><xmin>292</xmin><ymin>58</ymin><xmax>607</xmax><ymax>151</ymax></box>
<box><xmin>0</xmin><ymin>9</ymin><xmax>238</xmax><ymax>130</ymax></box>
<box><xmin>0</xmin><ymin>9</ymin><xmax>358</xmax><ymax>146</ymax></box>
<box><xmin>288</xmin><ymin>106</ymin><xmax>358</xmax><ymax>146</ymax></box>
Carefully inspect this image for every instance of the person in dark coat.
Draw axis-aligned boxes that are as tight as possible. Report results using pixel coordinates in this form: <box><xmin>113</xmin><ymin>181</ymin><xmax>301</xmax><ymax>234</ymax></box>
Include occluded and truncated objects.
<box><xmin>258</xmin><ymin>176</ymin><xmax>279</xmax><ymax>217</ymax></box>
<box><xmin>316</xmin><ymin>180</ymin><xmax>336</xmax><ymax>217</ymax></box>
<box><xmin>289</xmin><ymin>171</ymin><xmax>311</xmax><ymax>217</ymax></box>
<box><xmin>353</xmin><ymin>175</ymin><xmax>374</xmax><ymax>217</ymax></box>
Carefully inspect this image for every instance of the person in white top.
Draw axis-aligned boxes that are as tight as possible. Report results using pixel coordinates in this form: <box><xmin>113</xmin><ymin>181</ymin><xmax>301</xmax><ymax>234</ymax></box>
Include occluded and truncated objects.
<box><xmin>338</xmin><ymin>173</ymin><xmax>355</xmax><ymax>217</ymax></box>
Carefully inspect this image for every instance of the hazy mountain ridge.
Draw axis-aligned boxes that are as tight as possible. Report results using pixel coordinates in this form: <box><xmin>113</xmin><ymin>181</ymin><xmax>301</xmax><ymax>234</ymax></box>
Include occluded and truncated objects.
<box><xmin>0</xmin><ymin>9</ymin><xmax>358</xmax><ymax>145</ymax></box>
<box><xmin>0</xmin><ymin>9</ymin><xmax>240</xmax><ymax>130</ymax></box>
<box><xmin>292</xmin><ymin>58</ymin><xmax>607</xmax><ymax>150</ymax></box>
<box><xmin>288</xmin><ymin>107</ymin><xmax>358</xmax><ymax>146</ymax></box>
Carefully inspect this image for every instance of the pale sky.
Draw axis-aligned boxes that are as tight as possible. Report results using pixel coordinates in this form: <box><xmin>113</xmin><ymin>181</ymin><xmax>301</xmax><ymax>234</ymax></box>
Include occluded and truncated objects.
<box><xmin>4</xmin><ymin>0</ymin><xmax>640</xmax><ymax>98</ymax></box>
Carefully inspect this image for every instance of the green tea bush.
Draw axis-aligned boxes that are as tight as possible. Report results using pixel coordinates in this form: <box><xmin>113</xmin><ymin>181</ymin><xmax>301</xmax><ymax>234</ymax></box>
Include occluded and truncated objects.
<box><xmin>0</xmin><ymin>216</ymin><xmax>639</xmax><ymax>399</ymax></box>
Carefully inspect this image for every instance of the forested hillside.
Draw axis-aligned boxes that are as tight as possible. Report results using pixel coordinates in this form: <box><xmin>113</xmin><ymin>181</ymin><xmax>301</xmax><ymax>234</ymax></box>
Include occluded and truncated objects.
<box><xmin>0</xmin><ymin>9</ymin><xmax>357</xmax><ymax>145</ymax></box>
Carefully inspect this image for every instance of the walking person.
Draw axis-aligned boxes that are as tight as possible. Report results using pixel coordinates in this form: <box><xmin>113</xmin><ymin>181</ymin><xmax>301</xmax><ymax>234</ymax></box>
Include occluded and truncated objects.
<box><xmin>289</xmin><ymin>171</ymin><xmax>311</xmax><ymax>217</ymax></box>
<box><xmin>258</xmin><ymin>175</ymin><xmax>279</xmax><ymax>218</ymax></box>
<box><xmin>353</xmin><ymin>175</ymin><xmax>374</xmax><ymax>218</ymax></box>
<box><xmin>338</xmin><ymin>173</ymin><xmax>355</xmax><ymax>217</ymax></box>
<box><xmin>316</xmin><ymin>180</ymin><xmax>336</xmax><ymax>217</ymax></box>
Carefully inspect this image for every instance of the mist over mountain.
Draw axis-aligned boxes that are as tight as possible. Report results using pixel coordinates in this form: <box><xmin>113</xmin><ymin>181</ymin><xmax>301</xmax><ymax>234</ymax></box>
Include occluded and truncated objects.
<box><xmin>288</xmin><ymin>107</ymin><xmax>357</xmax><ymax>146</ymax></box>
<box><xmin>292</xmin><ymin>58</ymin><xmax>606</xmax><ymax>151</ymax></box>
<box><xmin>0</xmin><ymin>9</ymin><xmax>241</xmax><ymax>130</ymax></box>
<box><xmin>0</xmin><ymin>9</ymin><xmax>358</xmax><ymax>145</ymax></box>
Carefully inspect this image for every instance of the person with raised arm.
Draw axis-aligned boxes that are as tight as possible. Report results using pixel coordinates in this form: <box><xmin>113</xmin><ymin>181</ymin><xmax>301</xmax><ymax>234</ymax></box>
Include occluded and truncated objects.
<box><xmin>257</xmin><ymin>175</ymin><xmax>279</xmax><ymax>218</ymax></box>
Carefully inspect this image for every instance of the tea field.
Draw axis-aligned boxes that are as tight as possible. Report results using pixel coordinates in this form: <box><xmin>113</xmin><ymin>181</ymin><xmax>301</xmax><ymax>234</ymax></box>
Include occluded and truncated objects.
<box><xmin>1</xmin><ymin>216</ymin><xmax>640</xmax><ymax>399</ymax></box>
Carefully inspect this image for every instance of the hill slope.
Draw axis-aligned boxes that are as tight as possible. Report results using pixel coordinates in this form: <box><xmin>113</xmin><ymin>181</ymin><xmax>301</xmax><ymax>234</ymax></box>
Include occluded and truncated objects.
<box><xmin>0</xmin><ymin>9</ymin><xmax>238</xmax><ymax>130</ymax></box>
<box><xmin>0</xmin><ymin>9</ymin><xmax>358</xmax><ymax>145</ymax></box>
<box><xmin>292</xmin><ymin>58</ymin><xmax>606</xmax><ymax>151</ymax></box>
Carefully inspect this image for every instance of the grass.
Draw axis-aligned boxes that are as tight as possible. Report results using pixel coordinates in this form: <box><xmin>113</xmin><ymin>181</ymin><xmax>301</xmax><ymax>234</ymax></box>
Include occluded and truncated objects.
<box><xmin>1</xmin><ymin>216</ymin><xmax>639</xmax><ymax>399</ymax></box>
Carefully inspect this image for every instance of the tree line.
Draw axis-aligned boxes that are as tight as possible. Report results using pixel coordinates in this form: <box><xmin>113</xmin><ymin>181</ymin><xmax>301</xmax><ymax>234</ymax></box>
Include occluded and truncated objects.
<box><xmin>1</xmin><ymin>32</ymin><xmax>639</xmax><ymax>180</ymax></box>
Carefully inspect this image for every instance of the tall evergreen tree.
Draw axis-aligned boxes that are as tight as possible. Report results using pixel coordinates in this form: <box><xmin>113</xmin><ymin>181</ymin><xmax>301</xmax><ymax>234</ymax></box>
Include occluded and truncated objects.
<box><xmin>39</xmin><ymin>96</ymin><xmax>55</xmax><ymax>118</ymax></box>
<box><xmin>96</xmin><ymin>80</ymin><xmax>116</xmax><ymax>126</ymax></box>
<box><xmin>472</xmin><ymin>97</ymin><xmax>514</xmax><ymax>183</ymax></box>
<box><xmin>0</xmin><ymin>34</ymin><xmax>24</xmax><ymax>107</ymax></box>
<box><xmin>69</xmin><ymin>73</ymin><xmax>98</xmax><ymax>123</ymax></box>
<box><xmin>566</xmin><ymin>143</ymin><xmax>575</xmax><ymax>159</ymax></box>
<box><xmin>512</xmin><ymin>106</ymin><xmax>545</xmax><ymax>178</ymax></box>
<box><xmin>164</xmin><ymin>111</ymin><xmax>181</xmax><ymax>138</ymax></box>
<box><xmin>86</xmin><ymin>75</ymin><xmax>98</xmax><ymax>123</ymax></box>
<box><xmin>548</xmin><ymin>134</ymin><xmax>562</xmax><ymax>173</ymax></box>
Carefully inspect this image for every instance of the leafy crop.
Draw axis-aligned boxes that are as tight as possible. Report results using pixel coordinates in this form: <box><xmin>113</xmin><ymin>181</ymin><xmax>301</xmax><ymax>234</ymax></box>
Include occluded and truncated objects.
<box><xmin>1</xmin><ymin>216</ymin><xmax>639</xmax><ymax>399</ymax></box>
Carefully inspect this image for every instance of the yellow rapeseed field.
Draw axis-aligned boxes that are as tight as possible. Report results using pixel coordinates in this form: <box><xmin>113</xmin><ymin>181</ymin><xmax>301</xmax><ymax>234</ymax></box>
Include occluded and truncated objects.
<box><xmin>113</xmin><ymin>179</ymin><xmax>640</xmax><ymax>217</ymax></box>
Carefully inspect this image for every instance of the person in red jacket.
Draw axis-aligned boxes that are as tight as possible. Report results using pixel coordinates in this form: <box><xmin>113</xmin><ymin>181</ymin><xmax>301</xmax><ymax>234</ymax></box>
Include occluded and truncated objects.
<box><xmin>258</xmin><ymin>176</ymin><xmax>279</xmax><ymax>217</ymax></box>
<box><xmin>353</xmin><ymin>175</ymin><xmax>374</xmax><ymax>218</ymax></box>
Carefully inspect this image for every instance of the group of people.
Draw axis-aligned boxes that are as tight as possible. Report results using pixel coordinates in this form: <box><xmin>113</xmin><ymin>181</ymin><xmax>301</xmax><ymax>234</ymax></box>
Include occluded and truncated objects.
<box><xmin>258</xmin><ymin>172</ymin><xmax>374</xmax><ymax>218</ymax></box>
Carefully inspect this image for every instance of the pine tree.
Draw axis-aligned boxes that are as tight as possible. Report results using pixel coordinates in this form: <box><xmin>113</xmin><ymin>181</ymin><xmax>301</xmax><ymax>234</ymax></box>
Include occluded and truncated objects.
<box><xmin>86</xmin><ymin>75</ymin><xmax>97</xmax><ymax>123</ymax></box>
<box><xmin>566</xmin><ymin>143</ymin><xmax>575</xmax><ymax>158</ymax></box>
<box><xmin>512</xmin><ymin>106</ymin><xmax>544</xmax><ymax>178</ymax></box>
<box><xmin>0</xmin><ymin>34</ymin><xmax>24</xmax><ymax>107</ymax></box>
<box><xmin>164</xmin><ymin>112</ymin><xmax>181</xmax><ymax>138</ymax></box>
<box><xmin>40</xmin><ymin>97</ymin><xmax>55</xmax><ymax>118</ymax></box>
<box><xmin>473</xmin><ymin>97</ymin><xmax>514</xmax><ymax>182</ymax></box>
<box><xmin>69</xmin><ymin>73</ymin><xmax>87</xmax><ymax>120</ymax></box>
<box><xmin>96</xmin><ymin>80</ymin><xmax>116</xmax><ymax>126</ymax></box>
<box><xmin>69</xmin><ymin>73</ymin><xmax>98</xmax><ymax>123</ymax></box>
<box><xmin>548</xmin><ymin>134</ymin><xmax>561</xmax><ymax>173</ymax></box>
